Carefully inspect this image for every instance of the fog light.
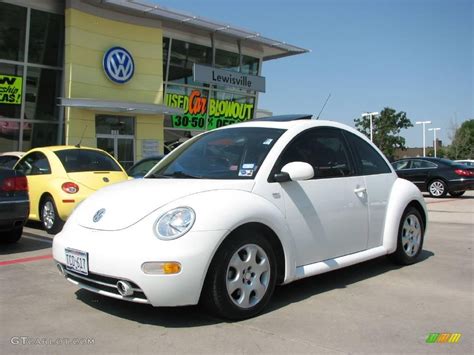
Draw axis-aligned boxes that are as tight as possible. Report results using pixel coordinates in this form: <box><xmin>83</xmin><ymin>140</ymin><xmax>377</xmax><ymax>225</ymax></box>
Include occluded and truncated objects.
<box><xmin>141</xmin><ymin>262</ymin><xmax>181</xmax><ymax>275</ymax></box>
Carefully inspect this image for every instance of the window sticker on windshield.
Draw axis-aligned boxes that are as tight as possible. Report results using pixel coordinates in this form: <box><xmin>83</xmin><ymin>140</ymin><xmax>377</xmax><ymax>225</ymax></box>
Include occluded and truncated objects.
<box><xmin>230</xmin><ymin>165</ymin><xmax>238</xmax><ymax>171</ymax></box>
<box><xmin>263</xmin><ymin>138</ymin><xmax>273</xmax><ymax>145</ymax></box>
<box><xmin>238</xmin><ymin>169</ymin><xmax>254</xmax><ymax>177</ymax></box>
<box><xmin>242</xmin><ymin>163</ymin><xmax>255</xmax><ymax>169</ymax></box>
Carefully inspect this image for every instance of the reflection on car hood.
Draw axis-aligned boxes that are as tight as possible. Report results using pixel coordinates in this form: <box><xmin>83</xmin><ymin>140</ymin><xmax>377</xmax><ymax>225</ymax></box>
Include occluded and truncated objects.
<box><xmin>74</xmin><ymin>178</ymin><xmax>255</xmax><ymax>231</ymax></box>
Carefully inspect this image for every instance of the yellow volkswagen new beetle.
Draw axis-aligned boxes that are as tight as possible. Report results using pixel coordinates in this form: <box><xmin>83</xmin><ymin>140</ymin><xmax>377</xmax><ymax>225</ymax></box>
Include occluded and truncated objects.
<box><xmin>14</xmin><ymin>146</ymin><xmax>129</xmax><ymax>234</ymax></box>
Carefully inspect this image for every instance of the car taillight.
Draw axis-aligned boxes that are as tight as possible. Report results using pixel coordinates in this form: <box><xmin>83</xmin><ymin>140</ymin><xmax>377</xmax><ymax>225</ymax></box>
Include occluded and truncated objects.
<box><xmin>1</xmin><ymin>176</ymin><xmax>28</xmax><ymax>192</ymax></box>
<box><xmin>454</xmin><ymin>169</ymin><xmax>474</xmax><ymax>177</ymax></box>
<box><xmin>62</xmin><ymin>182</ymin><xmax>79</xmax><ymax>194</ymax></box>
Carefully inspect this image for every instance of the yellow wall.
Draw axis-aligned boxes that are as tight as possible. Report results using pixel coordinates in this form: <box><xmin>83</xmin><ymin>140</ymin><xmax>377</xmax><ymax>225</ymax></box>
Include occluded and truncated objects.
<box><xmin>64</xmin><ymin>9</ymin><xmax>165</xmax><ymax>158</ymax></box>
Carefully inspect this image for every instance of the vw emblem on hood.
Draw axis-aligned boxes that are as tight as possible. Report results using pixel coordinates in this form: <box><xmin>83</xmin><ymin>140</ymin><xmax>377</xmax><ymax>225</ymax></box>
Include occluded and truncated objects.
<box><xmin>93</xmin><ymin>208</ymin><xmax>106</xmax><ymax>223</ymax></box>
<box><xmin>103</xmin><ymin>46</ymin><xmax>134</xmax><ymax>84</ymax></box>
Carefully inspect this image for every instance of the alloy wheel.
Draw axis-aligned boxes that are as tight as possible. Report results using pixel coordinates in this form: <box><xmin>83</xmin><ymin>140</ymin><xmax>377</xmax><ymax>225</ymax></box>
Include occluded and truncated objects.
<box><xmin>42</xmin><ymin>201</ymin><xmax>56</xmax><ymax>230</ymax></box>
<box><xmin>401</xmin><ymin>214</ymin><xmax>422</xmax><ymax>257</ymax></box>
<box><xmin>429</xmin><ymin>181</ymin><xmax>445</xmax><ymax>197</ymax></box>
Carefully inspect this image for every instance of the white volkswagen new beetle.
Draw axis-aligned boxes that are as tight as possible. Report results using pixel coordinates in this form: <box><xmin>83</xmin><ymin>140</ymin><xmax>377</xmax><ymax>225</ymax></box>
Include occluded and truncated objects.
<box><xmin>53</xmin><ymin>115</ymin><xmax>427</xmax><ymax>320</ymax></box>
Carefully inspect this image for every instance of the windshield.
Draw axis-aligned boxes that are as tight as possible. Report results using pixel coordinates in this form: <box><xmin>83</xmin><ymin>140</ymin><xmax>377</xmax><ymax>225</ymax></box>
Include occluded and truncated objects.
<box><xmin>55</xmin><ymin>149</ymin><xmax>123</xmax><ymax>172</ymax></box>
<box><xmin>149</xmin><ymin>127</ymin><xmax>285</xmax><ymax>179</ymax></box>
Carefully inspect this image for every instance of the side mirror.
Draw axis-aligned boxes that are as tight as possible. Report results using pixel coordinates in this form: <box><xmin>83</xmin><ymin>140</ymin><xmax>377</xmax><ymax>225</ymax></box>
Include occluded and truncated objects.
<box><xmin>275</xmin><ymin>162</ymin><xmax>314</xmax><ymax>182</ymax></box>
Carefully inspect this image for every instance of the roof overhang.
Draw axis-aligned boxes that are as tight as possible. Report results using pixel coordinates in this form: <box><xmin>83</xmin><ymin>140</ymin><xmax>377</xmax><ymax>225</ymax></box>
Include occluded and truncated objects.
<box><xmin>82</xmin><ymin>0</ymin><xmax>310</xmax><ymax>61</ymax></box>
<box><xmin>59</xmin><ymin>98</ymin><xmax>184</xmax><ymax>115</ymax></box>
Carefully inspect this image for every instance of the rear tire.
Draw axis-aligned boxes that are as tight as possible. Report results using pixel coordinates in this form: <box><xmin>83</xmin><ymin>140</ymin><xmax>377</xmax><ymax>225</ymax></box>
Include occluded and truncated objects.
<box><xmin>40</xmin><ymin>197</ymin><xmax>64</xmax><ymax>235</ymax></box>
<box><xmin>449</xmin><ymin>190</ymin><xmax>465</xmax><ymax>197</ymax></box>
<box><xmin>2</xmin><ymin>227</ymin><xmax>22</xmax><ymax>243</ymax></box>
<box><xmin>390</xmin><ymin>206</ymin><xmax>424</xmax><ymax>265</ymax></box>
<box><xmin>201</xmin><ymin>232</ymin><xmax>277</xmax><ymax>320</ymax></box>
<box><xmin>428</xmin><ymin>179</ymin><xmax>447</xmax><ymax>198</ymax></box>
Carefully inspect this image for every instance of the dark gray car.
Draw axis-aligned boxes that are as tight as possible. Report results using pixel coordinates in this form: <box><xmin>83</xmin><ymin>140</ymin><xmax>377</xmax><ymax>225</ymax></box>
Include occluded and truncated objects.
<box><xmin>0</xmin><ymin>168</ymin><xmax>29</xmax><ymax>242</ymax></box>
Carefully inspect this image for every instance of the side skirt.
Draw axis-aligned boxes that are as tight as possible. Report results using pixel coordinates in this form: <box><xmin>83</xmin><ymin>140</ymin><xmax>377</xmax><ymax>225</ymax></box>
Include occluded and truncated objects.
<box><xmin>294</xmin><ymin>246</ymin><xmax>388</xmax><ymax>280</ymax></box>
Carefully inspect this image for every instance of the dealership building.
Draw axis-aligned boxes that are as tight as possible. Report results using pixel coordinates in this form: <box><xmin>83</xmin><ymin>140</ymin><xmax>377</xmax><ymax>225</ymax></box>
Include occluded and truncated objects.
<box><xmin>0</xmin><ymin>0</ymin><xmax>308</xmax><ymax>168</ymax></box>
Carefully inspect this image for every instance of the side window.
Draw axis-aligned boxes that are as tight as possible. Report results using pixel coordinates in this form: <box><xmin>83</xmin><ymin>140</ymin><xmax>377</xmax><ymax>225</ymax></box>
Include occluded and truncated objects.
<box><xmin>15</xmin><ymin>152</ymin><xmax>51</xmax><ymax>175</ymax></box>
<box><xmin>392</xmin><ymin>160</ymin><xmax>411</xmax><ymax>170</ymax></box>
<box><xmin>275</xmin><ymin>128</ymin><xmax>353</xmax><ymax>179</ymax></box>
<box><xmin>345</xmin><ymin>132</ymin><xmax>391</xmax><ymax>175</ymax></box>
<box><xmin>412</xmin><ymin>160</ymin><xmax>437</xmax><ymax>169</ymax></box>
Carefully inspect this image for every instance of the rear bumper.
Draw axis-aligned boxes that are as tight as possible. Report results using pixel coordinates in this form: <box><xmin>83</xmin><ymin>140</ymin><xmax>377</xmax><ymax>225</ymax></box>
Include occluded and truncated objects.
<box><xmin>0</xmin><ymin>200</ymin><xmax>29</xmax><ymax>232</ymax></box>
<box><xmin>447</xmin><ymin>178</ymin><xmax>474</xmax><ymax>192</ymax></box>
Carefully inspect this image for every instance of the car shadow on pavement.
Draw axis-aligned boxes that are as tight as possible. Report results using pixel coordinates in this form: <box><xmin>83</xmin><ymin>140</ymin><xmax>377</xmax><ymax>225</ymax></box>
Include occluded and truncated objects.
<box><xmin>74</xmin><ymin>250</ymin><xmax>434</xmax><ymax>327</ymax></box>
<box><xmin>0</xmin><ymin>236</ymin><xmax>51</xmax><ymax>255</ymax></box>
<box><xmin>266</xmin><ymin>251</ymin><xmax>434</xmax><ymax>315</ymax></box>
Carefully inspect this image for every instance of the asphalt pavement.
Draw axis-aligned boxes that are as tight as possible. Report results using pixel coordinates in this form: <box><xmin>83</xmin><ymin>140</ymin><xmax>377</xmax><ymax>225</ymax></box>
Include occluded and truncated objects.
<box><xmin>0</xmin><ymin>192</ymin><xmax>472</xmax><ymax>354</ymax></box>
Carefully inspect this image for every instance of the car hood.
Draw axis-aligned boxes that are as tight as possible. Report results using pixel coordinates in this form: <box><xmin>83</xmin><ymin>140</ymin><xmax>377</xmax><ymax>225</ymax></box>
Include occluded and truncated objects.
<box><xmin>74</xmin><ymin>178</ymin><xmax>255</xmax><ymax>231</ymax></box>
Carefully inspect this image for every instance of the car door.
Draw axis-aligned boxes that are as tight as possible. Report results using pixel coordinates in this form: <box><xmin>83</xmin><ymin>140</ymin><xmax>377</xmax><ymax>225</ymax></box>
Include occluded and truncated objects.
<box><xmin>398</xmin><ymin>159</ymin><xmax>436</xmax><ymax>190</ymax></box>
<box><xmin>392</xmin><ymin>159</ymin><xmax>412</xmax><ymax>179</ymax></box>
<box><xmin>271</xmin><ymin>127</ymin><xmax>369</xmax><ymax>266</ymax></box>
<box><xmin>15</xmin><ymin>152</ymin><xmax>52</xmax><ymax>220</ymax></box>
<box><xmin>344</xmin><ymin>132</ymin><xmax>396</xmax><ymax>249</ymax></box>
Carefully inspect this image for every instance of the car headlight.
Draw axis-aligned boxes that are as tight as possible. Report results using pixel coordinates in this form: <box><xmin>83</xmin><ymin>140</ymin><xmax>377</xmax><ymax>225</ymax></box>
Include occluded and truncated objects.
<box><xmin>154</xmin><ymin>207</ymin><xmax>196</xmax><ymax>240</ymax></box>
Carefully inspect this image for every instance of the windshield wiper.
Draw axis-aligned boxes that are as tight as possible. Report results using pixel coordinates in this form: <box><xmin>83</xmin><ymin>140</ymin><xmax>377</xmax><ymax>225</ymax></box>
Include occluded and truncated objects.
<box><xmin>149</xmin><ymin>171</ymin><xmax>201</xmax><ymax>179</ymax></box>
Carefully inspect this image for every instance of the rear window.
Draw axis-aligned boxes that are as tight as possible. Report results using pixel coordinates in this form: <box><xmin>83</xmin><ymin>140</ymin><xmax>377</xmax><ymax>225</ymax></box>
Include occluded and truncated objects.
<box><xmin>55</xmin><ymin>149</ymin><xmax>122</xmax><ymax>173</ymax></box>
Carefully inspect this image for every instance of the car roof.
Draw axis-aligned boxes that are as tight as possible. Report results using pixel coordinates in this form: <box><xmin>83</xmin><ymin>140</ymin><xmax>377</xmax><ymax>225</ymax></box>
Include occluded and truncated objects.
<box><xmin>25</xmin><ymin>145</ymin><xmax>108</xmax><ymax>153</ymax></box>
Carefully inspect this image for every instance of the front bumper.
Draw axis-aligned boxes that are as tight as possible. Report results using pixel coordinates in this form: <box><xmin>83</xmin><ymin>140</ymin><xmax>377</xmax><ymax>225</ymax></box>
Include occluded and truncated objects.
<box><xmin>52</xmin><ymin>224</ymin><xmax>226</xmax><ymax>307</ymax></box>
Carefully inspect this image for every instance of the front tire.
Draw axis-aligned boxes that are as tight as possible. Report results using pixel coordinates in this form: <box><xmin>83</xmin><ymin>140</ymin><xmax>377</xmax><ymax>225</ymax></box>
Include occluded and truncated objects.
<box><xmin>202</xmin><ymin>232</ymin><xmax>277</xmax><ymax>320</ymax></box>
<box><xmin>40</xmin><ymin>197</ymin><xmax>64</xmax><ymax>235</ymax></box>
<box><xmin>449</xmin><ymin>190</ymin><xmax>465</xmax><ymax>197</ymax></box>
<box><xmin>428</xmin><ymin>179</ymin><xmax>447</xmax><ymax>198</ymax></box>
<box><xmin>390</xmin><ymin>206</ymin><xmax>424</xmax><ymax>265</ymax></box>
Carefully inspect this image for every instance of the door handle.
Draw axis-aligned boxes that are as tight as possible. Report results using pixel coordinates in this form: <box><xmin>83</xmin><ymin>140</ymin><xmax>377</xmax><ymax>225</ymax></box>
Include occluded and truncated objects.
<box><xmin>354</xmin><ymin>187</ymin><xmax>367</xmax><ymax>194</ymax></box>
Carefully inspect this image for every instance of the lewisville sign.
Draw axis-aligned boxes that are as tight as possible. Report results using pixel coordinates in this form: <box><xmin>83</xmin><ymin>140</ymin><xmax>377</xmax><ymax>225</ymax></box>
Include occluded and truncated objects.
<box><xmin>165</xmin><ymin>89</ymin><xmax>254</xmax><ymax>130</ymax></box>
<box><xmin>0</xmin><ymin>74</ymin><xmax>23</xmax><ymax>104</ymax></box>
<box><xmin>193</xmin><ymin>64</ymin><xmax>265</xmax><ymax>93</ymax></box>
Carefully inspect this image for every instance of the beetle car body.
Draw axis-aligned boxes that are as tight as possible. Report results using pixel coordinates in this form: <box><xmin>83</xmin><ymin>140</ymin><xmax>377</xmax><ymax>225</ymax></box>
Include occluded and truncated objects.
<box><xmin>14</xmin><ymin>146</ymin><xmax>129</xmax><ymax>234</ymax></box>
<box><xmin>53</xmin><ymin>116</ymin><xmax>427</xmax><ymax>320</ymax></box>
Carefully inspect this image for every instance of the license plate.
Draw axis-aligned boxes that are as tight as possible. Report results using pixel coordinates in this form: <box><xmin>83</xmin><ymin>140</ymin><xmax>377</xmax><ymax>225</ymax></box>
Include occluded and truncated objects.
<box><xmin>65</xmin><ymin>248</ymin><xmax>88</xmax><ymax>275</ymax></box>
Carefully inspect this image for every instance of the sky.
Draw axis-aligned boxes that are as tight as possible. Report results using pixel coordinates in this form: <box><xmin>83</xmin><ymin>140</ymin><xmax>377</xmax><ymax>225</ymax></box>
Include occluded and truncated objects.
<box><xmin>156</xmin><ymin>0</ymin><xmax>473</xmax><ymax>147</ymax></box>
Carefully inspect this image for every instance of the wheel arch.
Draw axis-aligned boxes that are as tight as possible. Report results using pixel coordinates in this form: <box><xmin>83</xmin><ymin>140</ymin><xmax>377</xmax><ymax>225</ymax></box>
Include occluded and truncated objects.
<box><xmin>382</xmin><ymin>178</ymin><xmax>428</xmax><ymax>254</ymax></box>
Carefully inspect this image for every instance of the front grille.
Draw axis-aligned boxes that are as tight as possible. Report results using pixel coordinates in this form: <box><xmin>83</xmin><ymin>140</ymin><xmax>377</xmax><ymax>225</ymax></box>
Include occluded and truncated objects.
<box><xmin>60</xmin><ymin>264</ymin><xmax>148</xmax><ymax>301</ymax></box>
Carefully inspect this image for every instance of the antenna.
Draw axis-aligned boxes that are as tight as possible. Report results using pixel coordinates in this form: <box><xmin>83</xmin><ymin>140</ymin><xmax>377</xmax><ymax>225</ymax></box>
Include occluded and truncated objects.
<box><xmin>315</xmin><ymin>93</ymin><xmax>331</xmax><ymax>120</ymax></box>
<box><xmin>75</xmin><ymin>124</ymin><xmax>87</xmax><ymax>148</ymax></box>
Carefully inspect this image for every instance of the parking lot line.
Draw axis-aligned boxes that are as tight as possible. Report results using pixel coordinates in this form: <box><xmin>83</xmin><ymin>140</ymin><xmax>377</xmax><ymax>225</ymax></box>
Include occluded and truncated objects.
<box><xmin>0</xmin><ymin>254</ymin><xmax>52</xmax><ymax>266</ymax></box>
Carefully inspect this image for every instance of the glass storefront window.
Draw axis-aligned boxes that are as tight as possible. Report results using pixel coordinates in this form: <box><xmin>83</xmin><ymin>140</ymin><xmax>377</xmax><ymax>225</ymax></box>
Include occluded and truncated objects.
<box><xmin>0</xmin><ymin>119</ymin><xmax>21</xmax><ymax>151</ymax></box>
<box><xmin>168</xmin><ymin>39</ymin><xmax>212</xmax><ymax>85</ymax></box>
<box><xmin>241</xmin><ymin>55</ymin><xmax>259</xmax><ymax>76</ymax></box>
<box><xmin>0</xmin><ymin>63</ymin><xmax>23</xmax><ymax>119</ymax></box>
<box><xmin>0</xmin><ymin>3</ymin><xmax>27</xmax><ymax>62</ymax></box>
<box><xmin>28</xmin><ymin>9</ymin><xmax>64</xmax><ymax>67</ymax></box>
<box><xmin>24</xmin><ymin>67</ymin><xmax>61</xmax><ymax>121</ymax></box>
<box><xmin>208</xmin><ymin>91</ymin><xmax>255</xmax><ymax>129</ymax></box>
<box><xmin>215</xmin><ymin>48</ymin><xmax>240</xmax><ymax>72</ymax></box>
<box><xmin>164</xmin><ymin>85</ymin><xmax>209</xmax><ymax>131</ymax></box>
<box><xmin>96</xmin><ymin>115</ymin><xmax>135</xmax><ymax>135</ymax></box>
<box><xmin>21</xmin><ymin>122</ymin><xmax>59</xmax><ymax>151</ymax></box>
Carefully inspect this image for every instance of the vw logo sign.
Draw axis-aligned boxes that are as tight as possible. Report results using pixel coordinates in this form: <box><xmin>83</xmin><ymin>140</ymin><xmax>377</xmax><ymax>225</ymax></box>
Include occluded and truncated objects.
<box><xmin>103</xmin><ymin>47</ymin><xmax>134</xmax><ymax>84</ymax></box>
<box><xmin>93</xmin><ymin>208</ymin><xmax>106</xmax><ymax>223</ymax></box>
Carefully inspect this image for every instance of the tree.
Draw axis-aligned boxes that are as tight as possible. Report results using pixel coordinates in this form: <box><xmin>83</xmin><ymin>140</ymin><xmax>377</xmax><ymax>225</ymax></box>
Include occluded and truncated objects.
<box><xmin>447</xmin><ymin>119</ymin><xmax>474</xmax><ymax>159</ymax></box>
<box><xmin>354</xmin><ymin>107</ymin><xmax>413</xmax><ymax>158</ymax></box>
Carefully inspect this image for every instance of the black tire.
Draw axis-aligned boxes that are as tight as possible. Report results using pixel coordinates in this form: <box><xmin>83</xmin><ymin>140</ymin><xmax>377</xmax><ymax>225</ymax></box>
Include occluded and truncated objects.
<box><xmin>2</xmin><ymin>227</ymin><xmax>22</xmax><ymax>243</ymax></box>
<box><xmin>201</xmin><ymin>232</ymin><xmax>277</xmax><ymax>320</ymax></box>
<box><xmin>449</xmin><ymin>190</ymin><xmax>465</xmax><ymax>197</ymax></box>
<box><xmin>40</xmin><ymin>196</ymin><xmax>64</xmax><ymax>235</ymax></box>
<box><xmin>390</xmin><ymin>206</ymin><xmax>425</xmax><ymax>265</ymax></box>
<box><xmin>428</xmin><ymin>179</ymin><xmax>447</xmax><ymax>198</ymax></box>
